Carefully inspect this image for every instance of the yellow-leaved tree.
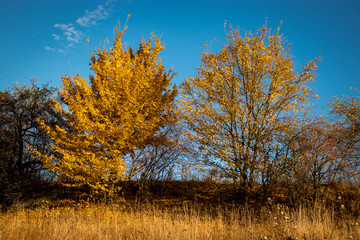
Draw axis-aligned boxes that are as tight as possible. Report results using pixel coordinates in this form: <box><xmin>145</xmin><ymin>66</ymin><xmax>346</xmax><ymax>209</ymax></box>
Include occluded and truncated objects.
<box><xmin>179</xmin><ymin>22</ymin><xmax>319</xmax><ymax>201</ymax></box>
<box><xmin>36</xmin><ymin>23</ymin><xmax>177</xmax><ymax>196</ymax></box>
<box><xmin>329</xmin><ymin>89</ymin><xmax>360</xmax><ymax>180</ymax></box>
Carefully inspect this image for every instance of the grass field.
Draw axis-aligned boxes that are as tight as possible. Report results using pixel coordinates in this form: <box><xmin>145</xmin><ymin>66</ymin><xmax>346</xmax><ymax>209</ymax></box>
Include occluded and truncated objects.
<box><xmin>1</xmin><ymin>201</ymin><xmax>359</xmax><ymax>240</ymax></box>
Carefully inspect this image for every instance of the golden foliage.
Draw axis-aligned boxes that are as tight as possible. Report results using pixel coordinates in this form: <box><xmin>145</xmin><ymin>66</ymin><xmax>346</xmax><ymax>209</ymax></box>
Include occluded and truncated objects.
<box><xmin>35</xmin><ymin>23</ymin><xmax>177</xmax><ymax>193</ymax></box>
<box><xmin>330</xmin><ymin>88</ymin><xmax>360</xmax><ymax>128</ymax></box>
<box><xmin>179</xmin><ymin>22</ymin><xmax>319</xmax><ymax>192</ymax></box>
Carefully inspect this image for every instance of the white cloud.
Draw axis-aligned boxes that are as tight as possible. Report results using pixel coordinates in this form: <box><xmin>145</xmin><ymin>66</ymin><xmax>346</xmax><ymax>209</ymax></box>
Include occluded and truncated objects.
<box><xmin>52</xmin><ymin>34</ymin><xmax>60</xmax><ymax>40</ymax></box>
<box><xmin>45</xmin><ymin>46</ymin><xmax>56</xmax><ymax>52</ymax></box>
<box><xmin>47</xmin><ymin>1</ymin><xmax>116</xmax><ymax>53</ymax></box>
<box><xmin>76</xmin><ymin>5</ymin><xmax>109</xmax><ymax>27</ymax></box>
<box><xmin>54</xmin><ymin>23</ymin><xmax>82</xmax><ymax>45</ymax></box>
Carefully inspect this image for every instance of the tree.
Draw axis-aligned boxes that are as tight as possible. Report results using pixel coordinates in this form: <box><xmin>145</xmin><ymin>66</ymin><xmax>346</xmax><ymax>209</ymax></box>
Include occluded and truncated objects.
<box><xmin>0</xmin><ymin>80</ymin><xmax>61</xmax><ymax>209</ymax></box>
<box><xmin>126</xmin><ymin>124</ymin><xmax>182</xmax><ymax>181</ymax></box>
<box><xmin>179</xmin><ymin>22</ymin><xmax>319</xmax><ymax>201</ymax></box>
<box><xmin>124</xmin><ymin>124</ymin><xmax>184</xmax><ymax>199</ymax></box>
<box><xmin>288</xmin><ymin>119</ymin><xmax>344</xmax><ymax>202</ymax></box>
<box><xmin>36</xmin><ymin>23</ymin><xmax>177</xmax><ymax>196</ymax></box>
<box><xmin>329</xmin><ymin>89</ymin><xmax>360</xmax><ymax>180</ymax></box>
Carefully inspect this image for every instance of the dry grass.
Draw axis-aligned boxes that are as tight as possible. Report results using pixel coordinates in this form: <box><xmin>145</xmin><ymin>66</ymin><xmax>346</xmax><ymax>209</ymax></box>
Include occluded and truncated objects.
<box><xmin>0</xmin><ymin>201</ymin><xmax>359</xmax><ymax>240</ymax></box>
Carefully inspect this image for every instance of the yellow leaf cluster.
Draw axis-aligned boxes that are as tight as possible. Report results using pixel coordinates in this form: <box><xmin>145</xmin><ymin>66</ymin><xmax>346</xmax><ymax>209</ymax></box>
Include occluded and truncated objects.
<box><xmin>36</xmin><ymin>23</ymin><xmax>177</xmax><ymax>193</ymax></box>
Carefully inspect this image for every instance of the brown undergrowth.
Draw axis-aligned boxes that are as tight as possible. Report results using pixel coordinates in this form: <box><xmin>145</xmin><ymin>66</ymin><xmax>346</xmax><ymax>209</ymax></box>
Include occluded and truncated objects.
<box><xmin>1</xmin><ymin>180</ymin><xmax>360</xmax><ymax>239</ymax></box>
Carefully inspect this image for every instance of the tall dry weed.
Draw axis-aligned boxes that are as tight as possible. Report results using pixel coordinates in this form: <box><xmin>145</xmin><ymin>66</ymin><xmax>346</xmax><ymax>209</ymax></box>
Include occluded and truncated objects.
<box><xmin>0</xmin><ymin>202</ymin><xmax>359</xmax><ymax>240</ymax></box>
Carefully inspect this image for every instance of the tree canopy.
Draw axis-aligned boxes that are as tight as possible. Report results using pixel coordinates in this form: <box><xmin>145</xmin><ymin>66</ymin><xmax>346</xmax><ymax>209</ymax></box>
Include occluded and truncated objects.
<box><xmin>0</xmin><ymin>80</ymin><xmax>60</xmax><ymax>208</ymax></box>
<box><xmin>179</xmin><ymin>23</ymin><xmax>319</xmax><ymax>199</ymax></box>
<box><xmin>36</xmin><ymin>24</ymin><xmax>177</xmax><ymax>193</ymax></box>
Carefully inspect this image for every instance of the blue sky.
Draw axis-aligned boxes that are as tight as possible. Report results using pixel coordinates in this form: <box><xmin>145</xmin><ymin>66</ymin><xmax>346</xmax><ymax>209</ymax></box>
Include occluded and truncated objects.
<box><xmin>0</xmin><ymin>0</ymin><xmax>359</xmax><ymax>114</ymax></box>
